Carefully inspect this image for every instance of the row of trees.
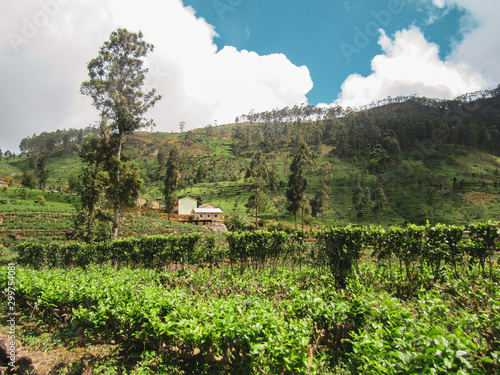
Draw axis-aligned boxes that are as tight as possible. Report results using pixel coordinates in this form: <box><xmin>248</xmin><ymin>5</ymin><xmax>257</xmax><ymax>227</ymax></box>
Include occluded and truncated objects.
<box><xmin>237</xmin><ymin>86</ymin><xmax>500</xmax><ymax>125</ymax></box>
<box><xmin>19</xmin><ymin>157</ymin><xmax>50</xmax><ymax>190</ymax></box>
<box><xmin>229</xmin><ymin>85</ymin><xmax>500</xmax><ymax>158</ymax></box>
<box><xmin>242</xmin><ymin>142</ymin><xmax>349</xmax><ymax>230</ymax></box>
<box><xmin>240</xmin><ymin>141</ymin><xmax>390</xmax><ymax>229</ymax></box>
<box><xmin>352</xmin><ymin>185</ymin><xmax>386</xmax><ymax>224</ymax></box>
<box><xmin>19</xmin><ymin>126</ymin><xmax>100</xmax><ymax>154</ymax></box>
<box><xmin>0</xmin><ymin>148</ymin><xmax>16</xmax><ymax>160</ymax></box>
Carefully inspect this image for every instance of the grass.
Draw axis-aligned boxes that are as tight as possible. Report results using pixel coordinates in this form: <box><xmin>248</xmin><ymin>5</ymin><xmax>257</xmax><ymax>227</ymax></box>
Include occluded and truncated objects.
<box><xmin>0</xmin><ymin>186</ymin><xmax>218</xmax><ymax>248</ymax></box>
<box><xmin>2</xmin><ymin>138</ymin><xmax>500</xmax><ymax>236</ymax></box>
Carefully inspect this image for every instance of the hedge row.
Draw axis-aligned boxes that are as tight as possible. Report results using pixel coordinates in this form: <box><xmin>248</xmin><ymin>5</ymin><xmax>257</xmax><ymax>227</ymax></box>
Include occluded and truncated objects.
<box><xmin>16</xmin><ymin>234</ymin><xmax>204</xmax><ymax>269</ymax></box>
<box><xmin>317</xmin><ymin>222</ymin><xmax>499</xmax><ymax>288</ymax></box>
<box><xmin>14</xmin><ymin>222</ymin><xmax>499</xmax><ymax>279</ymax></box>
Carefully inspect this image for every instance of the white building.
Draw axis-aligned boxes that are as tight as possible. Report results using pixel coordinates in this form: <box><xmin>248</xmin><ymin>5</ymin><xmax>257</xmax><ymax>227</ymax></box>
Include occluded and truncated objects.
<box><xmin>191</xmin><ymin>207</ymin><xmax>223</xmax><ymax>222</ymax></box>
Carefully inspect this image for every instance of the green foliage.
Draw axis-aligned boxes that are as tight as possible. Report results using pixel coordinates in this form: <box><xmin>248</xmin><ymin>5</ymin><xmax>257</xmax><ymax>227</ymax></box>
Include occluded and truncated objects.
<box><xmin>163</xmin><ymin>145</ymin><xmax>180</xmax><ymax>216</ymax></box>
<box><xmin>225</xmin><ymin>214</ymin><xmax>247</xmax><ymax>232</ymax></box>
<box><xmin>2</xmin><ymin>262</ymin><xmax>498</xmax><ymax>374</ymax></box>
<box><xmin>424</xmin><ymin>223</ymin><xmax>464</xmax><ymax>275</ymax></box>
<box><xmin>15</xmin><ymin>233</ymin><xmax>202</xmax><ymax>269</ymax></box>
<box><xmin>21</xmin><ymin>171</ymin><xmax>36</xmax><ymax>189</ymax></box>
<box><xmin>226</xmin><ymin>230</ymin><xmax>303</xmax><ymax>270</ymax></box>
<box><xmin>317</xmin><ymin>225</ymin><xmax>367</xmax><ymax>288</ymax></box>
<box><xmin>286</xmin><ymin>142</ymin><xmax>313</xmax><ymax>228</ymax></box>
<box><xmin>352</xmin><ymin>185</ymin><xmax>371</xmax><ymax>223</ymax></box>
<box><xmin>34</xmin><ymin>157</ymin><xmax>50</xmax><ymax>190</ymax></box>
<box><xmin>371</xmin><ymin>187</ymin><xmax>386</xmax><ymax>224</ymax></box>
<box><xmin>80</xmin><ymin>28</ymin><xmax>161</xmax><ymax>240</ymax></box>
<box><xmin>72</xmin><ymin>209</ymin><xmax>112</xmax><ymax>243</ymax></box>
<box><xmin>348</xmin><ymin>310</ymin><xmax>482</xmax><ymax>374</ymax></box>
<box><xmin>464</xmin><ymin>221</ymin><xmax>500</xmax><ymax>276</ymax></box>
<box><xmin>34</xmin><ymin>195</ymin><xmax>46</xmax><ymax>206</ymax></box>
<box><xmin>80</xmin><ymin>28</ymin><xmax>161</xmax><ymax>136</ymax></box>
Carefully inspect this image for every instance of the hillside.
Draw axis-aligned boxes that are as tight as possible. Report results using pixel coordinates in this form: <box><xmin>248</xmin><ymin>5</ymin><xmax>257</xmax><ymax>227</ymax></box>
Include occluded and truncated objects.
<box><xmin>1</xmin><ymin>88</ymin><xmax>500</xmax><ymax>228</ymax></box>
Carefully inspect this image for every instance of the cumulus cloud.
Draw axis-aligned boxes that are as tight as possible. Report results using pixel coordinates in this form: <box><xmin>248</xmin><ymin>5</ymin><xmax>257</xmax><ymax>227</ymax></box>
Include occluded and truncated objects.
<box><xmin>0</xmin><ymin>0</ymin><xmax>312</xmax><ymax>152</ymax></box>
<box><xmin>416</xmin><ymin>0</ymin><xmax>500</xmax><ymax>84</ymax></box>
<box><xmin>445</xmin><ymin>0</ymin><xmax>500</xmax><ymax>85</ymax></box>
<box><xmin>335</xmin><ymin>26</ymin><xmax>487</xmax><ymax>108</ymax></box>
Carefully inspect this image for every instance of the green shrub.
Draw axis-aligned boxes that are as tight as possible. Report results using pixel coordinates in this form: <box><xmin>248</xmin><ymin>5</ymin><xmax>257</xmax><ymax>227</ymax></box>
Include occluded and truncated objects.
<box><xmin>34</xmin><ymin>195</ymin><xmax>46</xmax><ymax>206</ymax></box>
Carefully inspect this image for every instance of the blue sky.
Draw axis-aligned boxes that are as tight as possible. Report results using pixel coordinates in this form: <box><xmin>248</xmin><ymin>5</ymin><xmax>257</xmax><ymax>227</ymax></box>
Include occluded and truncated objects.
<box><xmin>1</xmin><ymin>0</ymin><xmax>499</xmax><ymax>152</ymax></box>
<box><xmin>183</xmin><ymin>0</ymin><xmax>469</xmax><ymax>104</ymax></box>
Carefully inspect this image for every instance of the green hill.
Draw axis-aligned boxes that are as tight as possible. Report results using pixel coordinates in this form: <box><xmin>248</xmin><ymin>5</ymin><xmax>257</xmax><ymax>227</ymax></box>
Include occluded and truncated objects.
<box><xmin>2</xmin><ymin>88</ymin><xmax>500</xmax><ymax>229</ymax></box>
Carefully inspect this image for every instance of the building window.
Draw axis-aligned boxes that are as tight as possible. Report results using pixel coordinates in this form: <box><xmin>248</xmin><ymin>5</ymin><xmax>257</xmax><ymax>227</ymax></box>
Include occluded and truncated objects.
<box><xmin>200</xmin><ymin>214</ymin><xmax>204</xmax><ymax>218</ymax></box>
<box><xmin>214</xmin><ymin>214</ymin><xmax>218</xmax><ymax>218</ymax></box>
<box><xmin>207</xmin><ymin>214</ymin><xmax>211</xmax><ymax>218</ymax></box>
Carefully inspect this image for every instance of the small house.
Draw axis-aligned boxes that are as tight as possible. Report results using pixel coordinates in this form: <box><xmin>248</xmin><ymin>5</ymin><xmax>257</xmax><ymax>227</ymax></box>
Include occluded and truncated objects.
<box><xmin>192</xmin><ymin>207</ymin><xmax>223</xmax><ymax>222</ymax></box>
<box><xmin>199</xmin><ymin>203</ymin><xmax>218</xmax><ymax>209</ymax></box>
<box><xmin>136</xmin><ymin>197</ymin><xmax>148</xmax><ymax>208</ymax></box>
<box><xmin>175</xmin><ymin>196</ymin><xmax>199</xmax><ymax>215</ymax></box>
<box><xmin>148</xmin><ymin>200</ymin><xmax>162</xmax><ymax>210</ymax></box>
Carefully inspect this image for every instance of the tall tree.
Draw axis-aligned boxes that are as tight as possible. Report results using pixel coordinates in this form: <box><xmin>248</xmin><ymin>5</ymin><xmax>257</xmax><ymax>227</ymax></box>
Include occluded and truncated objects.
<box><xmin>246</xmin><ymin>150</ymin><xmax>269</xmax><ymax>228</ymax></box>
<box><xmin>21</xmin><ymin>171</ymin><xmax>36</xmax><ymax>189</ymax></box>
<box><xmin>157</xmin><ymin>149</ymin><xmax>167</xmax><ymax>177</ymax></box>
<box><xmin>372</xmin><ymin>187</ymin><xmax>387</xmax><ymax>224</ymax></box>
<box><xmin>286</xmin><ymin>142</ymin><xmax>313</xmax><ymax>230</ymax></box>
<box><xmin>311</xmin><ymin>161</ymin><xmax>332</xmax><ymax>222</ymax></box>
<box><xmin>267</xmin><ymin>165</ymin><xmax>278</xmax><ymax>196</ymax></box>
<box><xmin>163</xmin><ymin>145</ymin><xmax>180</xmax><ymax>220</ymax></box>
<box><xmin>352</xmin><ymin>185</ymin><xmax>371</xmax><ymax>223</ymax></box>
<box><xmin>246</xmin><ymin>150</ymin><xmax>268</xmax><ymax>180</ymax></box>
<box><xmin>34</xmin><ymin>157</ymin><xmax>50</xmax><ymax>191</ymax></box>
<box><xmin>75</xmin><ymin>135</ymin><xmax>110</xmax><ymax>243</ymax></box>
<box><xmin>381</xmin><ymin>136</ymin><xmax>401</xmax><ymax>164</ymax></box>
<box><xmin>80</xmin><ymin>28</ymin><xmax>162</xmax><ymax>240</ymax></box>
<box><xmin>311</xmin><ymin>163</ymin><xmax>328</xmax><ymax>221</ymax></box>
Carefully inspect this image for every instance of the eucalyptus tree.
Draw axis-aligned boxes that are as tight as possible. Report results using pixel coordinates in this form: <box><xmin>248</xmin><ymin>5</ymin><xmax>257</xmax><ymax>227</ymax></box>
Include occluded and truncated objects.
<box><xmin>352</xmin><ymin>185</ymin><xmax>371</xmax><ymax>224</ymax></box>
<box><xmin>34</xmin><ymin>157</ymin><xmax>50</xmax><ymax>191</ymax></box>
<box><xmin>246</xmin><ymin>150</ymin><xmax>269</xmax><ymax>228</ymax></box>
<box><xmin>75</xmin><ymin>135</ymin><xmax>109</xmax><ymax>243</ymax></box>
<box><xmin>286</xmin><ymin>142</ymin><xmax>313</xmax><ymax>230</ymax></box>
<box><xmin>80</xmin><ymin>28</ymin><xmax>162</xmax><ymax>240</ymax></box>
<box><xmin>164</xmin><ymin>145</ymin><xmax>180</xmax><ymax>220</ymax></box>
<box><xmin>372</xmin><ymin>187</ymin><xmax>387</xmax><ymax>224</ymax></box>
<box><xmin>312</xmin><ymin>161</ymin><xmax>333</xmax><ymax>222</ymax></box>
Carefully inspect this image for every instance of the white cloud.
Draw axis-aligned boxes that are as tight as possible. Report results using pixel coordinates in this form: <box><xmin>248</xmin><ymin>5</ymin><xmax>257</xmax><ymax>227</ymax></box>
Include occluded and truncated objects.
<box><xmin>417</xmin><ymin>0</ymin><xmax>500</xmax><ymax>84</ymax></box>
<box><xmin>415</xmin><ymin>0</ymin><xmax>451</xmax><ymax>24</ymax></box>
<box><xmin>0</xmin><ymin>0</ymin><xmax>312</xmax><ymax>152</ymax></box>
<box><xmin>335</xmin><ymin>26</ymin><xmax>487</xmax><ymax>108</ymax></box>
<box><xmin>445</xmin><ymin>0</ymin><xmax>500</xmax><ymax>85</ymax></box>
<box><xmin>432</xmin><ymin>0</ymin><xmax>447</xmax><ymax>8</ymax></box>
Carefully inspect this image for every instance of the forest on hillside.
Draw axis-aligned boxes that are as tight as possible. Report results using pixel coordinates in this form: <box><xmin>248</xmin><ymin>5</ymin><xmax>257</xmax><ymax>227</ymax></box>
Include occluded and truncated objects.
<box><xmin>15</xmin><ymin>85</ymin><xmax>500</xmax><ymax>159</ymax></box>
<box><xmin>3</xmin><ymin>85</ymin><xmax>500</xmax><ymax>226</ymax></box>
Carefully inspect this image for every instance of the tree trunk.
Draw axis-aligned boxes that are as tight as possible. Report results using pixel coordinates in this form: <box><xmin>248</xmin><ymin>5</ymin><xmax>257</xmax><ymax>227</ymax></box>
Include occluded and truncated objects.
<box><xmin>112</xmin><ymin>133</ymin><xmax>124</xmax><ymax>241</ymax></box>
<box><xmin>87</xmin><ymin>205</ymin><xmax>95</xmax><ymax>243</ymax></box>
<box><xmin>112</xmin><ymin>203</ymin><xmax>120</xmax><ymax>240</ymax></box>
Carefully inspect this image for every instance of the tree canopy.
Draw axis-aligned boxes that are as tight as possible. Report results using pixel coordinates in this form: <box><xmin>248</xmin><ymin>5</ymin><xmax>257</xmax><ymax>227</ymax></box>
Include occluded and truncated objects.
<box><xmin>80</xmin><ymin>28</ymin><xmax>161</xmax><ymax>240</ymax></box>
<box><xmin>286</xmin><ymin>142</ymin><xmax>313</xmax><ymax>229</ymax></box>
